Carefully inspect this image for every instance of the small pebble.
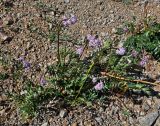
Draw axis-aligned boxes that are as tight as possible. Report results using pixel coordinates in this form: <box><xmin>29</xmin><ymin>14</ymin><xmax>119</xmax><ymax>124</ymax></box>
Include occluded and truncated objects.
<box><xmin>0</xmin><ymin>32</ymin><xmax>11</xmax><ymax>42</ymax></box>
<box><xmin>71</xmin><ymin>122</ymin><xmax>77</xmax><ymax>126</ymax></box>
<box><xmin>41</xmin><ymin>122</ymin><xmax>48</xmax><ymax>126</ymax></box>
<box><xmin>59</xmin><ymin>109</ymin><xmax>68</xmax><ymax>118</ymax></box>
<box><xmin>64</xmin><ymin>0</ymin><xmax>70</xmax><ymax>3</ymax></box>
<box><xmin>95</xmin><ymin>117</ymin><xmax>103</xmax><ymax>124</ymax></box>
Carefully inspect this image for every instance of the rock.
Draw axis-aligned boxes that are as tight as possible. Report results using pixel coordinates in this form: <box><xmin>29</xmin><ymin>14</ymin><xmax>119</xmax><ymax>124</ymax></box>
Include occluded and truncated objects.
<box><xmin>138</xmin><ymin>111</ymin><xmax>159</xmax><ymax>126</ymax></box>
<box><xmin>83</xmin><ymin>121</ymin><xmax>92</xmax><ymax>126</ymax></box>
<box><xmin>154</xmin><ymin>116</ymin><xmax>160</xmax><ymax>126</ymax></box>
<box><xmin>129</xmin><ymin>117</ymin><xmax>134</xmax><ymax>124</ymax></box>
<box><xmin>3</xmin><ymin>15</ymin><xmax>14</xmax><ymax>26</ymax></box>
<box><xmin>0</xmin><ymin>20</ymin><xmax>3</xmax><ymax>28</ymax></box>
<box><xmin>59</xmin><ymin>109</ymin><xmax>68</xmax><ymax>118</ymax></box>
<box><xmin>146</xmin><ymin>99</ymin><xmax>152</xmax><ymax>106</ymax></box>
<box><xmin>71</xmin><ymin>122</ymin><xmax>78</xmax><ymax>126</ymax></box>
<box><xmin>95</xmin><ymin>117</ymin><xmax>103</xmax><ymax>124</ymax></box>
<box><xmin>3</xmin><ymin>0</ymin><xmax>14</xmax><ymax>8</ymax></box>
<box><xmin>140</xmin><ymin>111</ymin><xmax>145</xmax><ymax>116</ymax></box>
<box><xmin>41</xmin><ymin>122</ymin><xmax>48</xmax><ymax>126</ymax></box>
<box><xmin>0</xmin><ymin>32</ymin><xmax>11</xmax><ymax>42</ymax></box>
<box><xmin>99</xmin><ymin>107</ymin><xmax>105</xmax><ymax>113</ymax></box>
<box><xmin>64</xmin><ymin>0</ymin><xmax>70</xmax><ymax>3</ymax></box>
<box><xmin>111</xmin><ymin>28</ymin><xmax>117</xmax><ymax>34</ymax></box>
<box><xmin>142</xmin><ymin>102</ymin><xmax>150</xmax><ymax>112</ymax></box>
<box><xmin>10</xmin><ymin>26</ymin><xmax>19</xmax><ymax>33</ymax></box>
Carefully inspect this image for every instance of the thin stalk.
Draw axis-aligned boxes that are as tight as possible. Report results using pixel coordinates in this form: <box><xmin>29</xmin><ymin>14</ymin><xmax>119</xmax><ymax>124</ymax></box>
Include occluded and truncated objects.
<box><xmin>75</xmin><ymin>61</ymin><xmax>95</xmax><ymax>99</ymax></box>
<box><xmin>63</xmin><ymin>39</ymin><xmax>67</xmax><ymax>65</ymax></box>
<box><xmin>143</xmin><ymin>0</ymin><xmax>149</xmax><ymax>28</ymax></box>
<box><xmin>57</xmin><ymin>25</ymin><xmax>61</xmax><ymax>64</ymax></box>
<box><xmin>79</xmin><ymin>38</ymin><xmax>88</xmax><ymax>60</ymax></box>
<box><xmin>101</xmin><ymin>72</ymin><xmax>160</xmax><ymax>86</ymax></box>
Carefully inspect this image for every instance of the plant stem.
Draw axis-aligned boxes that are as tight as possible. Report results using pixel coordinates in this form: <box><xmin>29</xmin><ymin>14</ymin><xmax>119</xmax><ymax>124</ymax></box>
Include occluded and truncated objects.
<box><xmin>63</xmin><ymin>39</ymin><xmax>67</xmax><ymax>65</ymax></box>
<box><xmin>101</xmin><ymin>72</ymin><xmax>160</xmax><ymax>86</ymax></box>
<box><xmin>57</xmin><ymin>25</ymin><xmax>61</xmax><ymax>64</ymax></box>
<box><xmin>75</xmin><ymin>61</ymin><xmax>95</xmax><ymax>99</ymax></box>
<box><xmin>79</xmin><ymin>38</ymin><xmax>88</xmax><ymax>60</ymax></box>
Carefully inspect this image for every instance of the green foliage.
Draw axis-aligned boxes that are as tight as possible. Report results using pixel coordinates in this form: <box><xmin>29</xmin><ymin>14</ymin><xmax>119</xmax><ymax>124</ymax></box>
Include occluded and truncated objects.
<box><xmin>2</xmin><ymin>11</ymin><xmax>159</xmax><ymax>121</ymax></box>
<box><xmin>11</xmin><ymin>80</ymin><xmax>56</xmax><ymax>120</ymax></box>
<box><xmin>35</xmin><ymin>1</ymin><xmax>55</xmax><ymax>12</ymax></box>
<box><xmin>124</xmin><ymin>23</ymin><xmax>160</xmax><ymax>60</ymax></box>
<box><xmin>122</xmin><ymin>0</ymin><xmax>132</xmax><ymax>4</ymax></box>
<box><xmin>49</xmin><ymin>32</ymin><xmax>57</xmax><ymax>42</ymax></box>
<box><xmin>122</xmin><ymin>109</ymin><xmax>131</xmax><ymax>116</ymax></box>
<box><xmin>0</xmin><ymin>73</ymin><xmax>9</xmax><ymax>80</ymax></box>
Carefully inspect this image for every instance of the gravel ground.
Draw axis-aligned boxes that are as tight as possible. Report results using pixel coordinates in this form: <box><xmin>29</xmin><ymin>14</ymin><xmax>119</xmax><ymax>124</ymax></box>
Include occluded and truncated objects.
<box><xmin>0</xmin><ymin>0</ymin><xmax>160</xmax><ymax>126</ymax></box>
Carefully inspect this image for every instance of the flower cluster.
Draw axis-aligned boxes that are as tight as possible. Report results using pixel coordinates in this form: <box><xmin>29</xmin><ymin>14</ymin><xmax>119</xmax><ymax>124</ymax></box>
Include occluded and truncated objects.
<box><xmin>123</xmin><ymin>27</ymin><xmax>129</xmax><ymax>33</ymax></box>
<box><xmin>40</xmin><ymin>76</ymin><xmax>47</xmax><ymax>86</ymax></box>
<box><xmin>131</xmin><ymin>49</ymin><xmax>138</xmax><ymax>57</ymax></box>
<box><xmin>87</xmin><ymin>34</ymin><xmax>102</xmax><ymax>48</ymax></box>
<box><xmin>139</xmin><ymin>56</ymin><xmax>148</xmax><ymax>67</ymax></box>
<box><xmin>76</xmin><ymin>46</ymin><xmax>84</xmax><ymax>55</ymax></box>
<box><xmin>94</xmin><ymin>81</ymin><xmax>104</xmax><ymax>90</ymax></box>
<box><xmin>116</xmin><ymin>47</ymin><xmax>126</xmax><ymax>55</ymax></box>
<box><xmin>62</xmin><ymin>14</ymin><xmax>77</xmax><ymax>27</ymax></box>
<box><xmin>75</xmin><ymin>34</ymin><xmax>102</xmax><ymax>55</ymax></box>
<box><xmin>92</xmin><ymin>77</ymin><xmax>104</xmax><ymax>90</ymax></box>
<box><xmin>18</xmin><ymin>57</ymin><xmax>30</xmax><ymax>71</ymax></box>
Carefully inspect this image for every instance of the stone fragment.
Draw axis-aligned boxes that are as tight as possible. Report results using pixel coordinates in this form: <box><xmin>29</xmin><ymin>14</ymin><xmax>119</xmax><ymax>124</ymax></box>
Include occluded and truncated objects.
<box><xmin>3</xmin><ymin>16</ymin><xmax>14</xmax><ymax>25</ymax></box>
<box><xmin>59</xmin><ymin>109</ymin><xmax>68</xmax><ymax>118</ymax></box>
<box><xmin>0</xmin><ymin>32</ymin><xmax>11</xmax><ymax>42</ymax></box>
<box><xmin>71</xmin><ymin>122</ymin><xmax>77</xmax><ymax>126</ymax></box>
<box><xmin>138</xmin><ymin>111</ymin><xmax>159</xmax><ymax>126</ymax></box>
<box><xmin>3</xmin><ymin>0</ymin><xmax>14</xmax><ymax>7</ymax></box>
<box><xmin>64</xmin><ymin>0</ymin><xmax>70</xmax><ymax>3</ymax></box>
<box><xmin>95</xmin><ymin>117</ymin><xmax>103</xmax><ymax>124</ymax></box>
<box><xmin>41</xmin><ymin>122</ymin><xmax>48</xmax><ymax>126</ymax></box>
<box><xmin>83</xmin><ymin>121</ymin><xmax>92</xmax><ymax>126</ymax></box>
<box><xmin>142</xmin><ymin>102</ymin><xmax>150</xmax><ymax>112</ymax></box>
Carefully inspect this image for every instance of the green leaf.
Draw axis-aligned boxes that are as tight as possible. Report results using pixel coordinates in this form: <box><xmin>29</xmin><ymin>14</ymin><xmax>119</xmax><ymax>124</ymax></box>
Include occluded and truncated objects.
<box><xmin>0</xmin><ymin>73</ymin><xmax>9</xmax><ymax>80</ymax></box>
<box><xmin>49</xmin><ymin>32</ymin><xmax>57</xmax><ymax>42</ymax></box>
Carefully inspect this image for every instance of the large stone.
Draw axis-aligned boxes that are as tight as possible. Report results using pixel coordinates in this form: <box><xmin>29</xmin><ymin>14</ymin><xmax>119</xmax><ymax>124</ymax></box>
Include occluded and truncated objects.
<box><xmin>138</xmin><ymin>111</ymin><xmax>159</xmax><ymax>126</ymax></box>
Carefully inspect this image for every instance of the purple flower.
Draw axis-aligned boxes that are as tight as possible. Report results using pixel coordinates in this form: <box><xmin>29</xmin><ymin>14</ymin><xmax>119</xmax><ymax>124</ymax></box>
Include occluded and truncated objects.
<box><xmin>62</xmin><ymin>16</ymin><xmax>71</xmax><ymax>26</ymax></box>
<box><xmin>123</xmin><ymin>27</ymin><xmax>129</xmax><ymax>33</ymax></box>
<box><xmin>94</xmin><ymin>81</ymin><xmax>104</xmax><ymax>90</ymax></box>
<box><xmin>70</xmin><ymin>14</ymin><xmax>77</xmax><ymax>24</ymax></box>
<box><xmin>62</xmin><ymin>16</ymin><xmax>68</xmax><ymax>21</ymax></box>
<box><xmin>139</xmin><ymin>56</ymin><xmax>148</xmax><ymax>67</ymax></box>
<box><xmin>87</xmin><ymin>34</ymin><xmax>102</xmax><ymax>47</ymax></box>
<box><xmin>40</xmin><ymin>77</ymin><xmax>47</xmax><ymax>86</ymax></box>
<box><xmin>18</xmin><ymin>57</ymin><xmax>31</xmax><ymax>71</ymax></box>
<box><xmin>67</xmin><ymin>19</ymin><xmax>72</xmax><ymax>25</ymax></box>
<box><xmin>139</xmin><ymin>60</ymin><xmax>146</xmax><ymax>67</ymax></box>
<box><xmin>92</xmin><ymin>77</ymin><xmax>97</xmax><ymax>83</ymax></box>
<box><xmin>22</xmin><ymin>61</ymin><xmax>30</xmax><ymax>71</ymax></box>
<box><xmin>116</xmin><ymin>47</ymin><xmax>126</xmax><ymax>55</ymax></box>
<box><xmin>87</xmin><ymin>34</ymin><xmax>95</xmax><ymax>41</ymax></box>
<box><xmin>62</xmin><ymin>20</ymin><xmax>69</xmax><ymax>27</ymax></box>
<box><xmin>94</xmin><ymin>38</ymin><xmax>102</xmax><ymax>47</ymax></box>
<box><xmin>18</xmin><ymin>57</ymin><xmax>24</xmax><ymax>61</ymax></box>
<box><xmin>88</xmin><ymin>39</ymin><xmax>95</xmax><ymax>47</ymax></box>
<box><xmin>131</xmin><ymin>50</ymin><xmax>138</xmax><ymax>57</ymax></box>
<box><xmin>76</xmin><ymin>47</ymin><xmax>83</xmax><ymax>55</ymax></box>
<box><xmin>62</xmin><ymin>14</ymin><xmax>77</xmax><ymax>27</ymax></box>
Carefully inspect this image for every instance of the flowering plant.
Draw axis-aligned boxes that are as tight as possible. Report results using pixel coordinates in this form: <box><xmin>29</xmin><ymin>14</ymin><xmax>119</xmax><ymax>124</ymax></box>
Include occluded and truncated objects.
<box><xmin>2</xmin><ymin>7</ymin><xmax>159</xmax><ymax>120</ymax></box>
